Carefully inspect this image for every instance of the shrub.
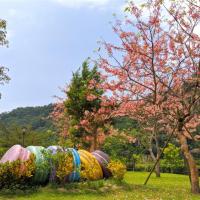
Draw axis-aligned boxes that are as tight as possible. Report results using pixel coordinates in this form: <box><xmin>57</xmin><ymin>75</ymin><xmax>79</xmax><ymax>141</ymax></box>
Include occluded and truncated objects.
<box><xmin>134</xmin><ymin>163</ymin><xmax>153</xmax><ymax>172</ymax></box>
<box><xmin>79</xmin><ymin>153</ymin><xmax>102</xmax><ymax>181</ymax></box>
<box><xmin>47</xmin><ymin>151</ymin><xmax>74</xmax><ymax>184</ymax></box>
<box><xmin>56</xmin><ymin>152</ymin><xmax>74</xmax><ymax>183</ymax></box>
<box><xmin>161</xmin><ymin>143</ymin><xmax>184</xmax><ymax>173</ymax></box>
<box><xmin>0</xmin><ymin>154</ymin><xmax>36</xmax><ymax>190</ymax></box>
<box><xmin>102</xmin><ymin>135</ymin><xmax>136</xmax><ymax>163</ymax></box>
<box><xmin>0</xmin><ymin>147</ymin><xmax>7</xmax><ymax>158</ymax></box>
<box><xmin>107</xmin><ymin>160</ymin><xmax>126</xmax><ymax>181</ymax></box>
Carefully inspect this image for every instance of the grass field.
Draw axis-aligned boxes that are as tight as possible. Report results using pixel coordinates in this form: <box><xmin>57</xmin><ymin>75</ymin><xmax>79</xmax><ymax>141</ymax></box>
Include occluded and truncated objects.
<box><xmin>0</xmin><ymin>172</ymin><xmax>200</xmax><ymax>200</ymax></box>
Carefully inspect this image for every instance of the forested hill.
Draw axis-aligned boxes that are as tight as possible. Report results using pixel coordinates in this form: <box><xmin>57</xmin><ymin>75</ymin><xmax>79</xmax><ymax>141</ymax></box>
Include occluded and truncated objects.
<box><xmin>0</xmin><ymin>104</ymin><xmax>54</xmax><ymax>131</ymax></box>
<box><xmin>0</xmin><ymin>104</ymin><xmax>139</xmax><ymax>132</ymax></box>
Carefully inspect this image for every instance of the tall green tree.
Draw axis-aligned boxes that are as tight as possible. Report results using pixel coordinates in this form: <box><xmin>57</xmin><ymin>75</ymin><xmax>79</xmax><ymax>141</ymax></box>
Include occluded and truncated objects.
<box><xmin>64</xmin><ymin>60</ymin><xmax>103</xmax><ymax>149</ymax></box>
<box><xmin>0</xmin><ymin>19</ymin><xmax>10</xmax><ymax>98</ymax></box>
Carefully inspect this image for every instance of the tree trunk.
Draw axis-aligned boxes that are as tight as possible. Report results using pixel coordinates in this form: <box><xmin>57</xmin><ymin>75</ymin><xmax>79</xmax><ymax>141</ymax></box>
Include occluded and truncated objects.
<box><xmin>178</xmin><ymin>133</ymin><xmax>200</xmax><ymax>194</ymax></box>
<box><xmin>155</xmin><ymin>155</ymin><xmax>161</xmax><ymax>177</ymax></box>
<box><xmin>183</xmin><ymin>155</ymin><xmax>191</xmax><ymax>184</ymax></box>
<box><xmin>155</xmin><ymin>135</ymin><xmax>161</xmax><ymax>177</ymax></box>
<box><xmin>155</xmin><ymin>161</ymin><xmax>160</xmax><ymax>177</ymax></box>
<box><xmin>90</xmin><ymin>129</ymin><xmax>98</xmax><ymax>152</ymax></box>
<box><xmin>93</xmin><ymin>133</ymin><xmax>97</xmax><ymax>151</ymax></box>
<box><xmin>149</xmin><ymin>134</ymin><xmax>161</xmax><ymax>177</ymax></box>
<box><xmin>149</xmin><ymin>147</ymin><xmax>161</xmax><ymax>177</ymax></box>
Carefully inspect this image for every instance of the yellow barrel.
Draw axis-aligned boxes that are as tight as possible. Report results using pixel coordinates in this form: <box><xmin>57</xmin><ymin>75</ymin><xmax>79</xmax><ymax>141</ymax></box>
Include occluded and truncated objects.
<box><xmin>78</xmin><ymin>150</ymin><xmax>103</xmax><ymax>180</ymax></box>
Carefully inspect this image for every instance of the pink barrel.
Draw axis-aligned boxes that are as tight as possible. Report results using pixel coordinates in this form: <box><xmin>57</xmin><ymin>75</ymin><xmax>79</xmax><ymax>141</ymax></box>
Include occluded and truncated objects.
<box><xmin>0</xmin><ymin>144</ymin><xmax>31</xmax><ymax>163</ymax></box>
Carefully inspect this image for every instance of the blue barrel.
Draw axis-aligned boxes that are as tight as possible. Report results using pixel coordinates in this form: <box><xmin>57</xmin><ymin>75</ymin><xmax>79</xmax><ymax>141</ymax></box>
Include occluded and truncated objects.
<box><xmin>65</xmin><ymin>148</ymin><xmax>81</xmax><ymax>182</ymax></box>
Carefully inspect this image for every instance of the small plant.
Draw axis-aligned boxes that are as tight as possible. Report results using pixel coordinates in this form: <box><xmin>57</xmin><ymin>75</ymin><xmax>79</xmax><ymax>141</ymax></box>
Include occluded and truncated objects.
<box><xmin>161</xmin><ymin>143</ymin><xmax>184</xmax><ymax>173</ymax></box>
<box><xmin>0</xmin><ymin>154</ymin><xmax>36</xmax><ymax>190</ymax></box>
<box><xmin>80</xmin><ymin>155</ymin><xmax>101</xmax><ymax>181</ymax></box>
<box><xmin>46</xmin><ymin>151</ymin><xmax>74</xmax><ymax>184</ymax></box>
<box><xmin>56</xmin><ymin>151</ymin><xmax>74</xmax><ymax>183</ymax></box>
<box><xmin>107</xmin><ymin>160</ymin><xmax>126</xmax><ymax>181</ymax></box>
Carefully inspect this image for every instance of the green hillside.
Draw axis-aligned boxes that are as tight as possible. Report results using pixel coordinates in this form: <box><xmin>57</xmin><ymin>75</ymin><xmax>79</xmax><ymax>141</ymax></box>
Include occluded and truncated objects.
<box><xmin>0</xmin><ymin>104</ymin><xmax>54</xmax><ymax>131</ymax></box>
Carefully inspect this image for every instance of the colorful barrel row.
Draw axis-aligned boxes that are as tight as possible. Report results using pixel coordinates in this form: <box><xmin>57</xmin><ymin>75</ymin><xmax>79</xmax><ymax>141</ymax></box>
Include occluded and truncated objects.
<box><xmin>0</xmin><ymin>145</ymin><xmax>112</xmax><ymax>184</ymax></box>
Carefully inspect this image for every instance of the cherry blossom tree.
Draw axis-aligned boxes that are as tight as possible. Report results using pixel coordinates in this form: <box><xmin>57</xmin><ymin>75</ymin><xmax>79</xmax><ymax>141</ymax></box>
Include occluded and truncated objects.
<box><xmin>99</xmin><ymin>0</ymin><xmax>200</xmax><ymax>193</ymax></box>
<box><xmin>79</xmin><ymin>93</ymin><xmax>116</xmax><ymax>151</ymax></box>
<box><xmin>51</xmin><ymin>101</ymin><xmax>70</xmax><ymax>139</ymax></box>
<box><xmin>51</xmin><ymin>60</ymin><xmax>115</xmax><ymax>151</ymax></box>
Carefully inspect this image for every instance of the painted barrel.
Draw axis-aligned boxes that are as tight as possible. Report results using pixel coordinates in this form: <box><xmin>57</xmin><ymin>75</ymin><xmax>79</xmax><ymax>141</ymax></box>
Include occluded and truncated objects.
<box><xmin>78</xmin><ymin>150</ymin><xmax>103</xmax><ymax>181</ymax></box>
<box><xmin>47</xmin><ymin>145</ymin><xmax>64</xmax><ymax>182</ymax></box>
<box><xmin>65</xmin><ymin>148</ymin><xmax>81</xmax><ymax>182</ymax></box>
<box><xmin>92</xmin><ymin>150</ymin><xmax>112</xmax><ymax>178</ymax></box>
<box><xmin>0</xmin><ymin>144</ymin><xmax>31</xmax><ymax>163</ymax></box>
<box><xmin>26</xmin><ymin>146</ymin><xmax>49</xmax><ymax>184</ymax></box>
<box><xmin>47</xmin><ymin>146</ymin><xmax>64</xmax><ymax>155</ymax></box>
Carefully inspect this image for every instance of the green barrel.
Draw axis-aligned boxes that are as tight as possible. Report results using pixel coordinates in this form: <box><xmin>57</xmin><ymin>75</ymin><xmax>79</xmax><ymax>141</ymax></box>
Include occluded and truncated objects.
<box><xmin>26</xmin><ymin>146</ymin><xmax>49</xmax><ymax>184</ymax></box>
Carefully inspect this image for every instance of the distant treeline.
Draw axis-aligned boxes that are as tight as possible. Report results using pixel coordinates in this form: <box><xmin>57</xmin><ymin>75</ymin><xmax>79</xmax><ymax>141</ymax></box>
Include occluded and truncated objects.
<box><xmin>0</xmin><ymin>104</ymin><xmax>55</xmax><ymax>131</ymax></box>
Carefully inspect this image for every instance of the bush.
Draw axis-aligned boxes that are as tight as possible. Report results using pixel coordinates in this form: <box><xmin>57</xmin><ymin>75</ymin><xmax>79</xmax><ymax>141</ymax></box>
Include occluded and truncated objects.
<box><xmin>102</xmin><ymin>135</ymin><xmax>135</xmax><ymax>163</ymax></box>
<box><xmin>160</xmin><ymin>162</ymin><xmax>185</xmax><ymax>174</ymax></box>
<box><xmin>79</xmin><ymin>153</ymin><xmax>102</xmax><ymax>181</ymax></box>
<box><xmin>161</xmin><ymin>143</ymin><xmax>184</xmax><ymax>174</ymax></box>
<box><xmin>47</xmin><ymin>151</ymin><xmax>74</xmax><ymax>184</ymax></box>
<box><xmin>107</xmin><ymin>160</ymin><xmax>126</xmax><ymax>181</ymax></box>
<box><xmin>0</xmin><ymin>154</ymin><xmax>36</xmax><ymax>190</ymax></box>
<box><xmin>56</xmin><ymin>152</ymin><xmax>74</xmax><ymax>183</ymax></box>
<box><xmin>134</xmin><ymin>162</ymin><xmax>185</xmax><ymax>174</ymax></box>
<box><xmin>0</xmin><ymin>147</ymin><xmax>7</xmax><ymax>158</ymax></box>
<box><xmin>134</xmin><ymin>163</ymin><xmax>153</xmax><ymax>172</ymax></box>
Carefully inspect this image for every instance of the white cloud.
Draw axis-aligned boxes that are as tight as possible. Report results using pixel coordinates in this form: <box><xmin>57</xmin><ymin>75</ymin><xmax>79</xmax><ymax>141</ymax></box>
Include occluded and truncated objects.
<box><xmin>53</xmin><ymin>0</ymin><xmax>110</xmax><ymax>8</ymax></box>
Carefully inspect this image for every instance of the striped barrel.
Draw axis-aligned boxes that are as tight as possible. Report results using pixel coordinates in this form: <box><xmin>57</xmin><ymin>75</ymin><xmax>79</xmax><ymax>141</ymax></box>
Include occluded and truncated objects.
<box><xmin>92</xmin><ymin>150</ymin><xmax>112</xmax><ymax>178</ymax></box>
<box><xmin>78</xmin><ymin>150</ymin><xmax>103</xmax><ymax>181</ymax></box>
<box><xmin>0</xmin><ymin>144</ymin><xmax>31</xmax><ymax>163</ymax></box>
<box><xmin>26</xmin><ymin>146</ymin><xmax>49</xmax><ymax>184</ymax></box>
<box><xmin>65</xmin><ymin>148</ymin><xmax>81</xmax><ymax>182</ymax></box>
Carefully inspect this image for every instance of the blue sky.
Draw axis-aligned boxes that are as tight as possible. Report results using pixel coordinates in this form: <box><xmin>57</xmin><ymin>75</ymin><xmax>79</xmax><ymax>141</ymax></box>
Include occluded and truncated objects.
<box><xmin>0</xmin><ymin>0</ymin><xmax>127</xmax><ymax>113</ymax></box>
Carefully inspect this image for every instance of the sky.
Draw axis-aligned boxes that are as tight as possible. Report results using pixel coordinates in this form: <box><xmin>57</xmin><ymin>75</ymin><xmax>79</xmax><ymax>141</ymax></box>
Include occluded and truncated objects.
<box><xmin>0</xmin><ymin>0</ymin><xmax>128</xmax><ymax>113</ymax></box>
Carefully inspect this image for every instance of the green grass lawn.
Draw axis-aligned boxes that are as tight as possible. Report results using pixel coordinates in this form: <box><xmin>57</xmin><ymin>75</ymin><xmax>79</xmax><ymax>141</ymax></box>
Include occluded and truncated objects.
<box><xmin>0</xmin><ymin>172</ymin><xmax>200</xmax><ymax>200</ymax></box>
